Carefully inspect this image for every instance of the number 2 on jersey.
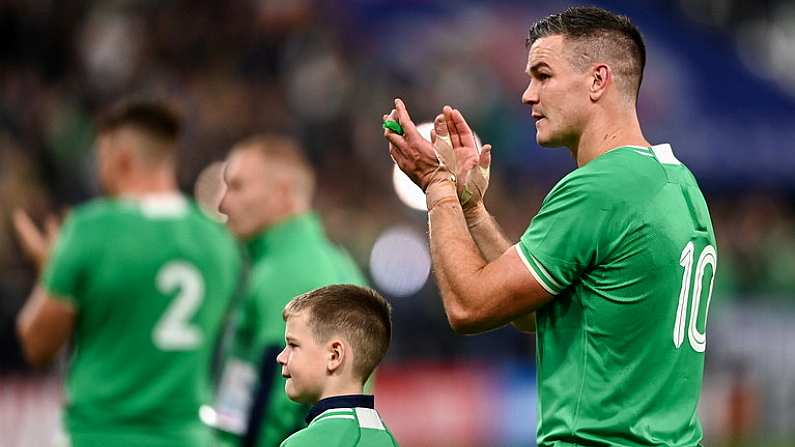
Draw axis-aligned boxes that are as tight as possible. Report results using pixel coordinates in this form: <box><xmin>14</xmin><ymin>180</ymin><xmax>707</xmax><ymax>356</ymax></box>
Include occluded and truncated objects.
<box><xmin>154</xmin><ymin>261</ymin><xmax>205</xmax><ymax>351</ymax></box>
<box><xmin>673</xmin><ymin>242</ymin><xmax>717</xmax><ymax>352</ymax></box>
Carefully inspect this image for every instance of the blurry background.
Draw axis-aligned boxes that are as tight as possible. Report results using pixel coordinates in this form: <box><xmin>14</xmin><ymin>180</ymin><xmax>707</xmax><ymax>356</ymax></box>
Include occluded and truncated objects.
<box><xmin>1</xmin><ymin>0</ymin><xmax>794</xmax><ymax>446</ymax></box>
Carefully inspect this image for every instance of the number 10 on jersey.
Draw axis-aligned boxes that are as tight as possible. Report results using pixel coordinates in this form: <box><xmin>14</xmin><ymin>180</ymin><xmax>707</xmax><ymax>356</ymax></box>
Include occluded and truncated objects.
<box><xmin>673</xmin><ymin>242</ymin><xmax>717</xmax><ymax>352</ymax></box>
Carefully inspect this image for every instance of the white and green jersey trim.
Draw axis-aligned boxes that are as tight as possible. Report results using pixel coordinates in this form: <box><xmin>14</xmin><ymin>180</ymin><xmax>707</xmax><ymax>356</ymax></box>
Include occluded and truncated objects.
<box><xmin>515</xmin><ymin>245</ymin><xmax>563</xmax><ymax>295</ymax></box>
<box><xmin>625</xmin><ymin>144</ymin><xmax>682</xmax><ymax>165</ymax></box>
<box><xmin>311</xmin><ymin>408</ymin><xmax>386</xmax><ymax>431</ymax></box>
<box><xmin>312</xmin><ymin>409</ymin><xmax>355</xmax><ymax>424</ymax></box>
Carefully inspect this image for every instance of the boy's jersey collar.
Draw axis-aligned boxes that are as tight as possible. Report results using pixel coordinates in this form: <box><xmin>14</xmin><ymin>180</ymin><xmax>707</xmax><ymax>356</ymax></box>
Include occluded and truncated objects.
<box><xmin>305</xmin><ymin>394</ymin><xmax>374</xmax><ymax>424</ymax></box>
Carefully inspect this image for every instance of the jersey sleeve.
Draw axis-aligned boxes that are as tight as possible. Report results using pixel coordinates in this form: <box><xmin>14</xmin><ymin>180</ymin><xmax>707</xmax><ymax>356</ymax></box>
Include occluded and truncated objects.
<box><xmin>40</xmin><ymin>213</ymin><xmax>91</xmax><ymax>306</ymax></box>
<box><xmin>516</xmin><ymin>172</ymin><xmax>618</xmax><ymax>295</ymax></box>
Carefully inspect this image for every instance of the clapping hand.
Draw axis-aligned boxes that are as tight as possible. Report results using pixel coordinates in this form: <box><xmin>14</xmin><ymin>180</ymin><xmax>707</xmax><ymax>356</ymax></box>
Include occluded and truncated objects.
<box><xmin>439</xmin><ymin>106</ymin><xmax>492</xmax><ymax>210</ymax></box>
<box><xmin>383</xmin><ymin>98</ymin><xmax>455</xmax><ymax>191</ymax></box>
<box><xmin>12</xmin><ymin>209</ymin><xmax>61</xmax><ymax>273</ymax></box>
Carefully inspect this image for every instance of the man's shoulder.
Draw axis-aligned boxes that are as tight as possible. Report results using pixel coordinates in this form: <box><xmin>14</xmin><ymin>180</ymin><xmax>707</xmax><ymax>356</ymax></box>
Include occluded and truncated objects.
<box><xmin>253</xmin><ymin>242</ymin><xmax>362</xmax><ymax>289</ymax></box>
<box><xmin>550</xmin><ymin>146</ymin><xmax>669</xmax><ymax>209</ymax></box>
<box><xmin>69</xmin><ymin>198</ymin><xmax>128</xmax><ymax>223</ymax></box>
<box><xmin>576</xmin><ymin>145</ymin><xmax>664</xmax><ymax>180</ymax></box>
<box><xmin>57</xmin><ymin>199</ymin><xmax>134</xmax><ymax>243</ymax></box>
<box><xmin>183</xmin><ymin>204</ymin><xmax>238</xmax><ymax>246</ymax></box>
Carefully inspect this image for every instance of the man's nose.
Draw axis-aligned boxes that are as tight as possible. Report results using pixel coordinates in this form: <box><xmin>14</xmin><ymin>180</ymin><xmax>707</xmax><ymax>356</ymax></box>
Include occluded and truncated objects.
<box><xmin>522</xmin><ymin>82</ymin><xmax>539</xmax><ymax>105</ymax></box>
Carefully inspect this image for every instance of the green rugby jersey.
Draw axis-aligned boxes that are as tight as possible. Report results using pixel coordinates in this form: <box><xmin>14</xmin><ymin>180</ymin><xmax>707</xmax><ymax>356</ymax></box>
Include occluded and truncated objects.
<box><xmin>280</xmin><ymin>396</ymin><xmax>398</xmax><ymax>447</ymax></box>
<box><xmin>214</xmin><ymin>213</ymin><xmax>368</xmax><ymax>447</ymax></box>
<box><xmin>516</xmin><ymin>145</ymin><xmax>716</xmax><ymax>447</ymax></box>
<box><xmin>42</xmin><ymin>194</ymin><xmax>241</xmax><ymax>447</ymax></box>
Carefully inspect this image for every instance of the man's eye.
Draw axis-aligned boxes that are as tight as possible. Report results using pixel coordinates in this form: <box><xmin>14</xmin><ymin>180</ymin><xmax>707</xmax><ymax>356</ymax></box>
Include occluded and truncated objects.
<box><xmin>537</xmin><ymin>73</ymin><xmax>551</xmax><ymax>80</ymax></box>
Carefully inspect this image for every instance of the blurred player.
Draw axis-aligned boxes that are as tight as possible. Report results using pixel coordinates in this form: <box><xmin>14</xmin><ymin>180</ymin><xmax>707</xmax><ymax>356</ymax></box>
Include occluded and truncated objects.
<box><xmin>13</xmin><ymin>100</ymin><xmax>241</xmax><ymax>446</ymax></box>
<box><xmin>385</xmin><ymin>6</ymin><xmax>716</xmax><ymax>447</ymax></box>
<box><xmin>214</xmin><ymin>134</ymin><xmax>367</xmax><ymax>447</ymax></box>
<box><xmin>276</xmin><ymin>284</ymin><xmax>398</xmax><ymax>447</ymax></box>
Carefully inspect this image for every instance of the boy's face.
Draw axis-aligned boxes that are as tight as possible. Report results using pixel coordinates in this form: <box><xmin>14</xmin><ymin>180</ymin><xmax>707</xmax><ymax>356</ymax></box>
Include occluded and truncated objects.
<box><xmin>276</xmin><ymin>312</ymin><xmax>329</xmax><ymax>404</ymax></box>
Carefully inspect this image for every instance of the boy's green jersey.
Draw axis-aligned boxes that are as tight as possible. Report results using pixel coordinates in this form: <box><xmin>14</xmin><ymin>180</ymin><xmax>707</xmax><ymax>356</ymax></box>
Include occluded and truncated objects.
<box><xmin>42</xmin><ymin>194</ymin><xmax>241</xmax><ymax>447</ymax></box>
<box><xmin>516</xmin><ymin>145</ymin><xmax>716</xmax><ymax>446</ymax></box>
<box><xmin>280</xmin><ymin>407</ymin><xmax>398</xmax><ymax>447</ymax></box>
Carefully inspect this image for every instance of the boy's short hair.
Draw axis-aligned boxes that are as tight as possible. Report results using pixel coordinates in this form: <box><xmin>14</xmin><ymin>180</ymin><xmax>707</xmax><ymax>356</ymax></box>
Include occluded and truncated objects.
<box><xmin>283</xmin><ymin>284</ymin><xmax>392</xmax><ymax>382</ymax></box>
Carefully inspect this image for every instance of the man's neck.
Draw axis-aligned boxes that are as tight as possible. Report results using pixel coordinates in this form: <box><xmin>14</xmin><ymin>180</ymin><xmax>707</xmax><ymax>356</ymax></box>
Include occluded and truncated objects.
<box><xmin>116</xmin><ymin>171</ymin><xmax>178</xmax><ymax>198</ymax></box>
<box><xmin>569</xmin><ymin>107</ymin><xmax>649</xmax><ymax>167</ymax></box>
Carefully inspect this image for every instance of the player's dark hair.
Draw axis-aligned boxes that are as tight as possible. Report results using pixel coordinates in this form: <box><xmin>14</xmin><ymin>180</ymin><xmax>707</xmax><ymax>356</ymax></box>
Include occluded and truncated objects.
<box><xmin>283</xmin><ymin>285</ymin><xmax>392</xmax><ymax>383</ymax></box>
<box><xmin>527</xmin><ymin>6</ymin><xmax>646</xmax><ymax>99</ymax></box>
<box><xmin>97</xmin><ymin>99</ymin><xmax>181</xmax><ymax>143</ymax></box>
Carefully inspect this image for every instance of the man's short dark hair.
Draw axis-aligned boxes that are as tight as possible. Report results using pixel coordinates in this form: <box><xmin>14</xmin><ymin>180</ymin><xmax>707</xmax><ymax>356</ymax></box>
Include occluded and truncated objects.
<box><xmin>283</xmin><ymin>285</ymin><xmax>392</xmax><ymax>383</ymax></box>
<box><xmin>97</xmin><ymin>99</ymin><xmax>181</xmax><ymax>143</ymax></box>
<box><xmin>527</xmin><ymin>6</ymin><xmax>646</xmax><ymax>100</ymax></box>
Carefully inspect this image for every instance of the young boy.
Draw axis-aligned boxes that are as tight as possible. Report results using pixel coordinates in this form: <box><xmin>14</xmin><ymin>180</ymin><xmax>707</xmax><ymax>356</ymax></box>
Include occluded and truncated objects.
<box><xmin>276</xmin><ymin>284</ymin><xmax>399</xmax><ymax>447</ymax></box>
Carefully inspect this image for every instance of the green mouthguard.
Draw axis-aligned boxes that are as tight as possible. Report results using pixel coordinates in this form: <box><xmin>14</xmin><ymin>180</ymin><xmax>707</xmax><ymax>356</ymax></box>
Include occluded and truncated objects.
<box><xmin>383</xmin><ymin>119</ymin><xmax>404</xmax><ymax>136</ymax></box>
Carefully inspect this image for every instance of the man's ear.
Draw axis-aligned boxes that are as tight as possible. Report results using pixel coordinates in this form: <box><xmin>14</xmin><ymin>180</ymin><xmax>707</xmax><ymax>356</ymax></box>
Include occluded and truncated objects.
<box><xmin>117</xmin><ymin>146</ymin><xmax>134</xmax><ymax>173</ymax></box>
<box><xmin>274</xmin><ymin>176</ymin><xmax>296</xmax><ymax>210</ymax></box>
<box><xmin>589</xmin><ymin>64</ymin><xmax>611</xmax><ymax>102</ymax></box>
<box><xmin>327</xmin><ymin>339</ymin><xmax>346</xmax><ymax>373</ymax></box>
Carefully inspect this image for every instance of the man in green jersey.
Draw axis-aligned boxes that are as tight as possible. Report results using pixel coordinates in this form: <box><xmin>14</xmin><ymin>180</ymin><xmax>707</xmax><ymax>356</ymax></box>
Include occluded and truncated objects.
<box><xmin>214</xmin><ymin>134</ymin><xmax>368</xmax><ymax>447</ymax></box>
<box><xmin>384</xmin><ymin>6</ymin><xmax>716</xmax><ymax>447</ymax></box>
<box><xmin>13</xmin><ymin>100</ymin><xmax>241</xmax><ymax>446</ymax></box>
<box><xmin>276</xmin><ymin>284</ymin><xmax>398</xmax><ymax>447</ymax></box>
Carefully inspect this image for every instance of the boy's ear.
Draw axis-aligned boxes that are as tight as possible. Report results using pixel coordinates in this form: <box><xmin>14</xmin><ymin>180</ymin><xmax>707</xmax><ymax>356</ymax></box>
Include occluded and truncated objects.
<box><xmin>327</xmin><ymin>339</ymin><xmax>346</xmax><ymax>373</ymax></box>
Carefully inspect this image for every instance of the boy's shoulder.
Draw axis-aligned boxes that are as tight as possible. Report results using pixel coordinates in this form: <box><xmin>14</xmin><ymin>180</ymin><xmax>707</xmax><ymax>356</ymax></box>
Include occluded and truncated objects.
<box><xmin>280</xmin><ymin>407</ymin><xmax>398</xmax><ymax>447</ymax></box>
<box><xmin>280</xmin><ymin>409</ymin><xmax>359</xmax><ymax>447</ymax></box>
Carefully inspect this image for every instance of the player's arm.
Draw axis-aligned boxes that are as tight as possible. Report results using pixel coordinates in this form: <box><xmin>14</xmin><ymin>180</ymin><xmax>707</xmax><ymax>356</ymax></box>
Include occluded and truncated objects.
<box><xmin>13</xmin><ymin>209</ymin><xmax>78</xmax><ymax>367</ymax></box>
<box><xmin>463</xmin><ymin>204</ymin><xmax>511</xmax><ymax>262</ymax></box>
<box><xmin>460</xmin><ymin>204</ymin><xmax>536</xmax><ymax>332</ymax></box>
<box><xmin>439</xmin><ymin>108</ymin><xmax>537</xmax><ymax>332</ymax></box>
<box><xmin>16</xmin><ymin>286</ymin><xmax>75</xmax><ymax>367</ymax></box>
<box><xmin>426</xmin><ymin>181</ymin><xmax>551</xmax><ymax>334</ymax></box>
<box><xmin>385</xmin><ymin>99</ymin><xmax>551</xmax><ymax>334</ymax></box>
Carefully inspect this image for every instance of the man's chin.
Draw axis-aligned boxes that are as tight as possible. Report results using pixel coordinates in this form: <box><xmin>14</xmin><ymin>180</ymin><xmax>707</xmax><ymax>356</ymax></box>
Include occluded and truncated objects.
<box><xmin>536</xmin><ymin>134</ymin><xmax>567</xmax><ymax>149</ymax></box>
<box><xmin>235</xmin><ymin>225</ymin><xmax>257</xmax><ymax>240</ymax></box>
<box><xmin>536</xmin><ymin>138</ymin><xmax>559</xmax><ymax>149</ymax></box>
